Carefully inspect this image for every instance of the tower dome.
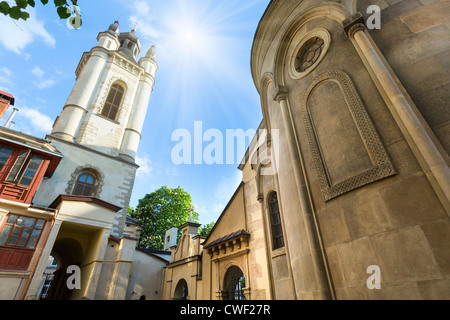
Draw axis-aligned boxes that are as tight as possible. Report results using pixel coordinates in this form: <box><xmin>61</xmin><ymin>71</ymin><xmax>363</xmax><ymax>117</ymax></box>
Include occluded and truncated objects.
<box><xmin>118</xmin><ymin>28</ymin><xmax>141</xmax><ymax>61</ymax></box>
<box><xmin>107</xmin><ymin>21</ymin><xmax>120</xmax><ymax>35</ymax></box>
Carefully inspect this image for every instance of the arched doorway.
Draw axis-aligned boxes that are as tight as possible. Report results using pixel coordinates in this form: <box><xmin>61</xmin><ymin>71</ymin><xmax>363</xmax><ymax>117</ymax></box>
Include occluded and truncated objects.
<box><xmin>223</xmin><ymin>266</ymin><xmax>246</xmax><ymax>300</ymax></box>
<box><xmin>174</xmin><ymin>279</ymin><xmax>189</xmax><ymax>300</ymax></box>
<box><xmin>45</xmin><ymin>238</ymin><xmax>84</xmax><ymax>300</ymax></box>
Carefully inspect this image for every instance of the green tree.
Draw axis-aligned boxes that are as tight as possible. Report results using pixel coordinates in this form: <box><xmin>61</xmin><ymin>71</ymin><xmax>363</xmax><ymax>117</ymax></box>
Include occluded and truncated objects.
<box><xmin>199</xmin><ymin>222</ymin><xmax>215</xmax><ymax>237</ymax></box>
<box><xmin>0</xmin><ymin>0</ymin><xmax>82</xmax><ymax>28</ymax></box>
<box><xmin>130</xmin><ymin>186</ymin><xmax>199</xmax><ymax>250</ymax></box>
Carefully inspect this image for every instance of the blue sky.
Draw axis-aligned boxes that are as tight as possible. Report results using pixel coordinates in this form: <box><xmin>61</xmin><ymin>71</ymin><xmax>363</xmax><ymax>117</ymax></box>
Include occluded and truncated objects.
<box><xmin>0</xmin><ymin>0</ymin><xmax>269</xmax><ymax>226</ymax></box>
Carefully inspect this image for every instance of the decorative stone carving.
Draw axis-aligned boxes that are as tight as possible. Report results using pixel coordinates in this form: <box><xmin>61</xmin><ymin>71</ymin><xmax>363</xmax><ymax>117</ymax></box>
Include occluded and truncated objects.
<box><xmin>301</xmin><ymin>70</ymin><xmax>396</xmax><ymax>201</ymax></box>
<box><xmin>96</xmin><ymin>77</ymin><xmax>128</xmax><ymax>123</ymax></box>
<box><xmin>342</xmin><ymin>12</ymin><xmax>366</xmax><ymax>38</ymax></box>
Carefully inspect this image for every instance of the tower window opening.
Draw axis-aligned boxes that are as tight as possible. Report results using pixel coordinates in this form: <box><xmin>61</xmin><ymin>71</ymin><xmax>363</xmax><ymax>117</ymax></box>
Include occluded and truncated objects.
<box><xmin>268</xmin><ymin>192</ymin><xmax>285</xmax><ymax>250</ymax></box>
<box><xmin>295</xmin><ymin>37</ymin><xmax>324</xmax><ymax>73</ymax></box>
<box><xmin>101</xmin><ymin>83</ymin><xmax>125</xmax><ymax>121</ymax></box>
<box><xmin>72</xmin><ymin>173</ymin><xmax>96</xmax><ymax>197</ymax></box>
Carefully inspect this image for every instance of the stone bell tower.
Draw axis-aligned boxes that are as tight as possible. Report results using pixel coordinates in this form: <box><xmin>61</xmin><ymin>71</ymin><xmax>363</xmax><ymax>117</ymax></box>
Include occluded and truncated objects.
<box><xmin>34</xmin><ymin>22</ymin><xmax>158</xmax><ymax>237</ymax></box>
<box><xmin>51</xmin><ymin>21</ymin><xmax>158</xmax><ymax>162</ymax></box>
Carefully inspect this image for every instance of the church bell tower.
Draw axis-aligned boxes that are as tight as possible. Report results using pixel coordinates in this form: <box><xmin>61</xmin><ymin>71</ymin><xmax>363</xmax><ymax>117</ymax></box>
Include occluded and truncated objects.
<box><xmin>34</xmin><ymin>22</ymin><xmax>158</xmax><ymax>237</ymax></box>
<box><xmin>51</xmin><ymin>21</ymin><xmax>158</xmax><ymax>162</ymax></box>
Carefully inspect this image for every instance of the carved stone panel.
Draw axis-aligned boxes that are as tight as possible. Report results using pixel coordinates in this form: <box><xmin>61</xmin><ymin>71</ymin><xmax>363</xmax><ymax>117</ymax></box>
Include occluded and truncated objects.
<box><xmin>301</xmin><ymin>70</ymin><xmax>396</xmax><ymax>201</ymax></box>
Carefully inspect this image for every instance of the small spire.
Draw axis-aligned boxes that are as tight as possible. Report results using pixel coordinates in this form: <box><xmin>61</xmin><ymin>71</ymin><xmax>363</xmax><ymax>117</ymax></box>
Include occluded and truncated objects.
<box><xmin>188</xmin><ymin>205</ymin><xmax>194</xmax><ymax>223</ymax></box>
<box><xmin>146</xmin><ymin>45</ymin><xmax>156</xmax><ymax>58</ymax></box>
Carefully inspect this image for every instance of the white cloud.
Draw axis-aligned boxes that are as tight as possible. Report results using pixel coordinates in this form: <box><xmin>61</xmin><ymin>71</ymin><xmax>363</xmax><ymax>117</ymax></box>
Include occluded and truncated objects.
<box><xmin>136</xmin><ymin>154</ymin><xmax>154</xmax><ymax>178</ymax></box>
<box><xmin>0</xmin><ymin>7</ymin><xmax>55</xmax><ymax>54</ymax></box>
<box><xmin>129</xmin><ymin>1</ymin><xmax>161</xmax><ymax>41</ymax></box>
<box><xmin>194</xmin><ymin>204</ymin><xmax>208</xmax><ymax>216</ymax></box>
<box><xmin>0</xmin><ymin>67</ymin><xmax>12</xmax><ymax>84</ymax></box>
<box><xmin>37</xmin><ymin>79</ymin><xmax>56</xmax><ymax>89</ymax></box>
<box><xmin>31</xmin><ymin>66</ymin><xmax>56</xmax><ymax>89</ymax></box>
<box><xmin>31</xmin><ymin>66</ymin><xmax>44</xmax><ymax>78</ymax></box>
<box><xmin>212</xmin><ymin>202</ymin><xmax>225</xmax><ymax>216</ymax></box>
<box><xmin>133</xmin><ymin>0</ymin><xmax>151</xmax><ymax>16</ymax></box>
<box><xmin>214</xmin><ymin>171</ymin><xmax>242</xmax><ymax>203</ymax></box>
<box><xmin>15</xmin><ymin>106</ymin><xmax>53</xmax><ymax>133</ymax></box>
<box><xmin>165</xmin><ymin>165</ymin><xmax>181</xmax><ymax>177</ymax></box>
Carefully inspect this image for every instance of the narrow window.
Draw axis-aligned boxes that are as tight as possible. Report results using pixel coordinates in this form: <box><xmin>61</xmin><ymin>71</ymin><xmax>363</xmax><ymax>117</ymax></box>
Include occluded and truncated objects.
<box><xmin>6</xmin><ymin>150</ymin><xmax>29</xmax><ymax>182</ymax></box>
<box><xmin>101</xmin><ymin>83</ymin><xmax>125</xmax><ymax>121</ymax></box>
<box><xmin>5</xmin><ymin>151</ymin><xmax>43</xmax><ymax>186</ymax></box>
<box><xmin>268</xmin><ymin>192</ymin><xmax>285</xmax><ymax>250</ymax></box>
<box><xmin>18</xmin><ymin>155</ymin><xmax>43</xmax><ymax>186</ymax></box>
<box><xmin>0</xmin><ymin>146</ymin><xmax>13</xmax><ymax>171</ymax></box>
<box><xmin>72</xmin><ymin>173</ymin><xmax>96</xmax><ymax>196</ymax></box>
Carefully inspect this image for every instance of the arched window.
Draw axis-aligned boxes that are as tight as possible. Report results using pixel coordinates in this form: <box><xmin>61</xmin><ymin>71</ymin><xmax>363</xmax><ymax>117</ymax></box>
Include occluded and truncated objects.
<box><xmin>223</xmin><ymin>266</ymin><xmax>246</xmax><ymax>301</ymax></box>
<box><xmin>268</xmin><ymin>192</ymin><xmax>284</xmax><ymax>250</ymax></box>
<box><xmin>72</xmin><ymin>173</ymin><xmax>96</xmax><ymax>197</ymax></box>
<box><xmin>101</xmin><ymin>83</ymin><xmax>125</xmax><ymax>121</ymax></box>
<box><xmin>174</xmin><ymin>279</ymin><xmax>188</xmax><ymax>300</ymax></box>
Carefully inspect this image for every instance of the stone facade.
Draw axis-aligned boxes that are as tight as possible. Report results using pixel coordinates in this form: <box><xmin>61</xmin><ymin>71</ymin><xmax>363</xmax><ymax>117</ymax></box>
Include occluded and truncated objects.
<box><xmin>163</xmin><ymin>0</ymin><xmax>449</xmax><ymax>301</ymax></box>
<box><xmin>249</xmin><ymin>0</ymin><xmax>450</xmax><ymax>300</ymax></box>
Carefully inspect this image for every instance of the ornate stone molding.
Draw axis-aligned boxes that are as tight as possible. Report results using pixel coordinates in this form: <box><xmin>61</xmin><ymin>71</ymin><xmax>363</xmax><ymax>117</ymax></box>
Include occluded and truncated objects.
<box><xmin>347</xmin><ymin>23</ymin><xmax>366</xmax><ymax>39</ymax></box>
<box><xmin>96</xmin><ymin>76</ymin><xmax>129</xmax><ymax>123</ymax></box>
<box><xmin>288</xmin><ymin>28</ymin><xmax>332</xmax><ymax>80</ymax></box>
<box><xmin>301</xmin><ymin>70</ymin><xmax>396</xmax><ymax>201</ymax></box>
<box><xmin>342</xmin><ymin>12</ymin><xmax>366</xmax><ymax>39</ymax></box>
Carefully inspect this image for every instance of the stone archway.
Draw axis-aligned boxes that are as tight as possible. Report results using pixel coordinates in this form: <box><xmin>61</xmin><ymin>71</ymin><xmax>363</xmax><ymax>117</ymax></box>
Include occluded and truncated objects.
<box><xmin>173</xmin><ymin>279</ymin><xmax>189</xmax><ymax>300</ymax></box>
<box><xmin>46</xmin><ymin>238</ymin><xmax>84</xmax><ymax>300</ymax></box>
<box><xmin>223</xmin><ymin>266</ymin><xmax>246</xmax><ymax>301</ymax></box>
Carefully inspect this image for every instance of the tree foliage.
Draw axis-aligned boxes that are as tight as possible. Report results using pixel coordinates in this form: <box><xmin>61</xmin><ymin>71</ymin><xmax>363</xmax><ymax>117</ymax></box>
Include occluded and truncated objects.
<box><xmin>199</xmin><ymin>222</ymin><xmax>215</xmax><ymax>237</ymax></box>
<box><xmin>130</xmin><ymin>186</ymin><xmax>200</xmax><ymax>250</ymax></box>
<box><xmin>0</xmin><ymin>0</ymin><xmax>82</xmax><ymax>29</ymax></box>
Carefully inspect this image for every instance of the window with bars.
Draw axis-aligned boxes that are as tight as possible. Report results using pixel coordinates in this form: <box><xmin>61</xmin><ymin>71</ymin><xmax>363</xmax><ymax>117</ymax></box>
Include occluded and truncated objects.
<box><xmin>101</xmin><ymin>83</ymin><xmax>125</xmax><ymax>121</ymax></box>
<box><xmin>268</xmin><ymin>192</ymin><xmax>285</xmax><ymax>250</ymax></box>
<box><xmin>295</xmin><ymin>37</ymin><xmax>325</xmax><ymax>73</ymax></box>
<box><xmin>0</xmin><ymin>214</ymin><xmax>45</xmax><ymax>249</ymax></box>
<box><xmin>72</xmin><ymin>173</ymin><xmax>96</xmax><ymax>197</ymax></box>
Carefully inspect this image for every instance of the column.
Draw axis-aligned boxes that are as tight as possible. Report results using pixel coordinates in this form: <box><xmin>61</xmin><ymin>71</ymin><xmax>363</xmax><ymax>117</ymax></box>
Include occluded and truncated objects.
<box><xmin>82</xmin><ymin>228</ymin><xmax>111</xmax><ymax>300</ymax></box>
<box><xmin>273</xmin><ymin>88</ymin><xmax>334</xmax><ymax>300</ymax></box>
<box><xmin>111</xmin><ymin>237</ymin><xmax>136</xmax><ymax>300</ymax></box>
<box><xmin>119</xmin><ymin>73</ymin><xmax>154</xmax><ymax>162</ymax></box>
<box><xmin>344</xmin><ymin>13</ymin><xmax>450</xmax><ymax>214</ymax></box>
<box><xmin>52</xmin><ymin>49</ymin><xmax>108</xmax><ymax>142</ymax></box>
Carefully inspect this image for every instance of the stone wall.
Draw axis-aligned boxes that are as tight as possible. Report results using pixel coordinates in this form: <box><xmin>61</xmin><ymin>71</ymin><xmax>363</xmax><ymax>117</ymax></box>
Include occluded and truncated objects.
<box><xmin>360</xmin><ymin>0</ymin><xmax>450</xmax><ymax>155</ymax></box>
<box><xmin>33</xmin><ymin>137</ymin><xmax>138</xmax><ymax>237</ymax></box>
<box><xmin>251</xmin><ymin>0</ymin><xmax>450</xmax><ymax>299</ymax></box>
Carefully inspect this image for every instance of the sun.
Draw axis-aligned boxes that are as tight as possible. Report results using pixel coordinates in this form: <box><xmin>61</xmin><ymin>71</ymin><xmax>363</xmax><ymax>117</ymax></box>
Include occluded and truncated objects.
<box><xmin>184</xmin><ymin>32</ymin><xmax>194</xmax><ymax>41</ymax></box>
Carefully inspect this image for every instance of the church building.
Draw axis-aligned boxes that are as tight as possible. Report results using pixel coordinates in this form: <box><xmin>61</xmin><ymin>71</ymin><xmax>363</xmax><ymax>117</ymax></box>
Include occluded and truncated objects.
<box><xmin>161</xmin><ymin>0</ymin><xmax>450</xmax><ymax>300</ymax></box>
<box><xmin>0</xmin><ymin>0</ymin><xmax>449</xmax><ymax>301</ymax></box>
<box><xmin>0</xmin><ymin>22</ymin><xmax>169</xmax><ymax>300</ymax></box>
